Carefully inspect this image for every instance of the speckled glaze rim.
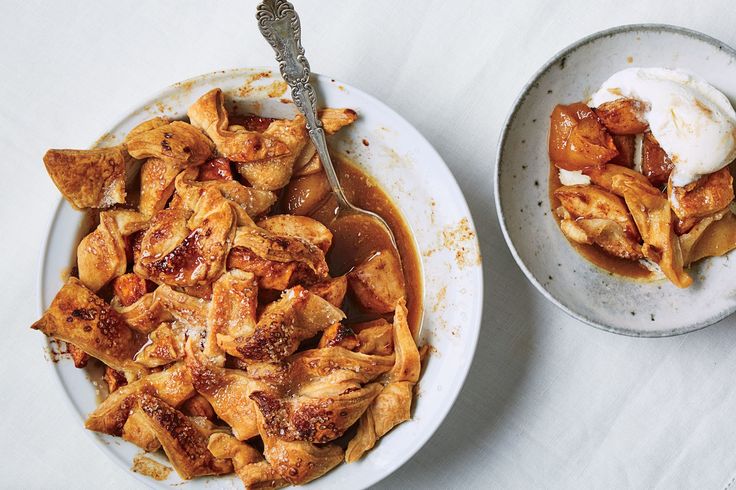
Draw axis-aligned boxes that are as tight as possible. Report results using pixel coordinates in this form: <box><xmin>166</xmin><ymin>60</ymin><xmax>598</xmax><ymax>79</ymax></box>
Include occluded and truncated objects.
<box><xmin>494</xmin><ymin>24</ymin><xmax>736</xmax><ymax>338</ymax></box>
<box><xmin>37</xmin><ymin>67</ymin><xmax>484</xmax><ymax>489</ymax></box>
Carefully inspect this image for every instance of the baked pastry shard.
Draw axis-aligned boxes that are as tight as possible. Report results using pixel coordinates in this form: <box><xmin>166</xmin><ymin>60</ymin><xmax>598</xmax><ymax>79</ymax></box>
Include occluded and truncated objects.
<box><xmin>248</xmin><ymin>346</ymin><xmax>392</xmax><ymax>443</ymax></box>
<box><xmin>85</xmin><ymin>362</ymin><xmax>194</xmax><ymax>436</ymax></box>
<box><xmin>135</xmin><ymin>187</ymin><xmax>236</xmax><ymax>287</ymax></box>
<box><xmin>185</xmin><ymin>340</ymin><xmax>261</xmax><ymax>441</ymax></box>
<box><xmin>77</xmin><ymin>210</ymin><xmax>148</xmax><ymax>292</ymax></box>
<box><xmin>175</xmin><ymin>167</ymin><xmax>277</xmax><ymax>224</ymax></box>
<box><xmin>132</xmin><ymin>394</ymin><xmax>232</xmax><ymax>479</ymax></box>
<box><xmin>612</xmin><ymin>176</ymin><xmax>693</xmax><ymax>288</ymax></box>
<box><xmin>346</xmin><ymin>298</ymin><xmax>420</xmax><ymax>463</ymax></box>
<box><xmin>126</xmin><ymin>119</ymin><xmax>214</xmax><ymax>217</ymax></box>
<box><xmin>187</xmin><ymin>88</ymin><xmax>289</xmax><ymax>164</ymax></box>
<box><xmin>208</xmin><ymin>433</ymin><xmax>286</xmax><ymax>490</ymax></box>
<box><xmin>232</xmin><ymin>222</ymin><xmax>329</xmax><ymax>280</ymax></box>
<box><xmin>31</xmin><ymin>277</ymin><xmax>147</xmax><ymax>379</ymax></box>
<box><xmin>257</xmin><ymin>215</ymin><xmax>333</xmax><ymax>254</ymax></box>
<box><xmin>259</xmin><ymin>417</ymin><xmax>344</xmax><ymax>485</ymax></box>
<box><xmin>44</xmin><ymin>146</ymin><xmax>128</xmax><ymax>209</ymax></box>
<box><xmin>216</xmin><ymin>286</ymin><xmax>345</xmax><ymax>362</ymax></box>
<box><xmin>112</xmin><ymin>292</ymin><xmax>173</xmax><ymax>335</ymax></box>
<box><xmin>134</xmin><ymin>322</ymin><xmax>185</xmax><ymax>368</ymax></box>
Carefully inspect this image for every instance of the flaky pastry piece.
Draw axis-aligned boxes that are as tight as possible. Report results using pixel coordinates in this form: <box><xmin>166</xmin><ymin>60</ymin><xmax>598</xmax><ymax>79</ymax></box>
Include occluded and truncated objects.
<box><xmin>259</xmin><ymin>424</ymin><xmax>344</xmax><ymax>486</ymax></box>
<box><xmin>227</xmin><ymin>247</ymin><xmax>298</xmax><ymax>290</ymax></box>
<box><xmin>185</xmin><ymin>340</ymin><xmax>261</xmax><ymax>441</ymax></box>
<box><xmin>257</xmin><ymin>215</ymin><xmax>333</xmax><ymax>254</ymax></box>
<box><xmin>187</xmin><ymin>88</ymin><xmax>289</xmax><ymax>164</ymax></box>
<box><xmin>216</xmin><ymin>286</ymin><xmax>345</xmax><ymax>362</ymax></box>
<box><xmin>132</xmin><ymin>394</ymin><xmax>232</xmax><ymax>479</ymax></box>
<box><xmin>31</xmin><ymin>278</ymin><xmax>147</xmax><ymax>379</ymax></box>
<box><xmin>135</xmin><ymin>187</ymin><xmax>237</xmax><ymax>287</ymax></box>
<box><xmin>318</xmin><ymin>318</ymin><xmax>394</xmax><ymax>355</ymax></box>
<box><xmin>346</xmin><ymin>298</ymin><xmax>421</xmax><ymax>462</ymax></box>
<box><xmin>208</xmin><ymin>433</ymin><xmax>286</xmax><ymax>490</ymax></box>
<box><xmin>235</xmin><ymin>108</ymin><xmax>357</xmax><ymax>191</ymax></box>
<box><xmin>679</xmin><ymin>208</ymin><xmax>736</xmax><ymax>265</ymax></box>
<box><xmin>554</xmin><ymin>184</ymin><xmax>643</xmax><ymax>260</ymax></box>
<box><xmin>44</xmin><ymin>146</ymin><xmax>129</xmax><ymax>209</ymax></box>
<box><xmin>112</xmin><ymin>292</ymin><xmax>173</xmax><ymax>335</ymax></box>
<box><xmin>175</xmin><ymin>167</ymin><xmax>277</xmax><ymax>225</ymax></box>
<box><xmin>85</xmin><ymin>362</ymin><xmax>194</xmax><ymax>438</ymax></box>
<box><xmin>668</xmin><ymin>167</ymin><xmax>734</xmax><ymax>220</ymax></box>
<box><xmin>247</xmin><ymin>346</ymin><xmax>393</xmax><ymax>444</ymax></box>
<box><xmin>134</xmin><ymin>322</ymin><xmax>185</xmax><ymax>368</ymax></box>
<box><xmin>125</xmin><ymin>119</ymin><xmax>215</xmax><ymax>217</ymax></box>
<box><xmin>612</xmin><ymin>176</ymin><xmax>692</xmax><ymax>287</ymax></box>
<box><xmin>231</xmin><ymin>220</ymin><xmax>329</xmax><ymax>281</ymax></box>
<box><xmin>77</xmin><ymin>210</ymin><xmax>148</xmax><ymax>291</ymax></box>
<box><xmin>207</xmin><ymin>270</ymin><xmax>258</xmax><ymax>364</ymax></box>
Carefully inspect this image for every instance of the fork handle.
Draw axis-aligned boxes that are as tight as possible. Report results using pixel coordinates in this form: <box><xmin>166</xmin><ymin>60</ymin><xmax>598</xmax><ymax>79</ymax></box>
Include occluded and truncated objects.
<box><xmin>256</xmin><ymin>0</ymin><xmax>349</xmax><ymax>207</ymax></box>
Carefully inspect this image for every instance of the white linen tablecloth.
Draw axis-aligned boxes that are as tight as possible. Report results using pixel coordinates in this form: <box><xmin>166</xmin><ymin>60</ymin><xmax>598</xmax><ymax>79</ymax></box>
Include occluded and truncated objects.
<box><xmin>3</xmin><ymin>0</ymin><xmax>736</xmax><ymax>488</ymax></box>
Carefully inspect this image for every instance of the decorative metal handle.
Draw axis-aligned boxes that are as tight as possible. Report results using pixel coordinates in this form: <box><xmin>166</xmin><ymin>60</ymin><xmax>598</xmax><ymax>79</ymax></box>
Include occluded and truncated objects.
<box><xmin>257</xmin><ymin>0</ymin><xmax>349</xmax><ymax>207</ymax></box>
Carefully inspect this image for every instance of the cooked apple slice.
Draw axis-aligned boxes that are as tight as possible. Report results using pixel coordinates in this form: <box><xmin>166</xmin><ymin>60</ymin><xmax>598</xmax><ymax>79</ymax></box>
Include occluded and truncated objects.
<box><xmin>549</xmin><ymin>103</ymin><xmax>618</xmax><ymax>170</ymax></box>
<box><xmin>308</xmin><ymin>275</ymin><xmax>348</xmax><ymax>308</ymax></box>
<box><xmin>258</xmin><ymin>215</ymin><xmax>333</xmax><ymax>253</ymax></box>
<box><xmin>641</xmin><ymin>132</ymin><xmax>673</xmax><ymax>187</ymax></box>
<box><xmin>348</xmin><ymin>249</ymin><xmax>406</xmax><ymax>314</ymax></box>
<box><xmin>594</xmin><ymin>98</ymin><xmax>649</xmax><ymax>135</ymax></box>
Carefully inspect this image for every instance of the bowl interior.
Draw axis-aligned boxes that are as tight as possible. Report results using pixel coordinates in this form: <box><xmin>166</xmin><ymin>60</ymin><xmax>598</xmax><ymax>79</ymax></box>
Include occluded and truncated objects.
<box><xmin>40</xmin><ymin>68</ymin><xmax>483</xmax><ymax>488</ymax></box>
<box><xmin>496</xmin><ymin>25</ymin><xmax>736</xmax><ymax>336</ymax></box>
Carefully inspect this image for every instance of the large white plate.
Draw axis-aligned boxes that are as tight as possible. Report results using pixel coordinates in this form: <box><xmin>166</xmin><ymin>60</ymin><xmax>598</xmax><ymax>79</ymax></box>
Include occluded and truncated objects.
<box><xmin>38</xmin><ymin>68</ymin><xmax>483</xmax><ymax>488</ymax></box>
<box><xmin>495</xmin><ymin>25</ymin><xmax>736</xmax><ymax>337</ymax></box>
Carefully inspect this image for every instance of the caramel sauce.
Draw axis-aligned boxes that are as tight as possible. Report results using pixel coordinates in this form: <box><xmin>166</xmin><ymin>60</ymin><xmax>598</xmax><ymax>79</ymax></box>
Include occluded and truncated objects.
<box><xmin>303</xmin><ymin>156</ymin><xmax>423</xmax><ymax>335</ymax></box>
<box><xmin>548</xmin><ymin>161</ymin><xmax>655</xmax><ymax>280</ymax></box>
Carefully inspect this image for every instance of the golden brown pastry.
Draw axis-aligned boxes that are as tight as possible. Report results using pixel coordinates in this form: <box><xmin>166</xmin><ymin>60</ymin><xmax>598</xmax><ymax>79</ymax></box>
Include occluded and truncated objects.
<box><xmin>77</xmin><ymin>210</ymin><xmax>148</xmax><ymax>292</ymax></box>
<box><xmin>216</xmin><ymin>286</ymin><xmax>345</xmax><ymax>362</ymax></box>
<box><xmin>258</xmin><ymin>418</ymin><xmax>344</xmax><ymax>485</ymax></box>
<box><xmin>135</xmin><ymin>188</ymin><xmax>236</xmax><ymax>287</ymax></box>
<box><xmin>31</xmin><ymin>278</ymin><xmax>147</xmax><ymax>379</ymax></box>
<box><xmin>257</xmin><ymin>215</ymin><xmax>333</xmax><ymax>253</ymax></box>
<box><xmin>43</xmin><ymin>146</ymin><xmax>129</xmax><ymax>209</ymax></box>
<box><xmin>207</xmin><ymin>270</ymin><xmax>258</xmax><ymax>364</ymax></box>
<box><xmin>132</xmin><ymin>394</ymin><xmax>232</xmax><ymax>479</ymax></box>
<box><xmin>227</xmin><ymin>246</ymin><xmax>298</xmax><ymax>290</ymax></box>
<box><xmin>187</xmin><ymin>88</ymin><xmax>289</xmax><ymax>164</ymax></box>
<box><xmin>86</xmin><ymin>362</ymin><xmax>194</xmax><ymax>436</ymax></box>
<box><xmin>185</xmin><ymin>341</ymin><xmax>261</xmax><ymax>441</ymax></box>
<box><xmin>112</xmin><ymin>292</ymin><xmax>173</xmax><ymax>335</ymax></box>
<box><xmin>134</xmin><ymin>322</ymin><xmax>185</xmax><ymax>368</ymax></box>
<box><xmin>668</xmin><ymin>167</ymin><xmax>734</xmax><ymax>220</ymax></box>
<box><xmin>613</xmin><ymin>176</ymin><xmax>693</xmax><ymax>287</ymax></box>
<box><xmin>208</xmin><ymin>433</ymin><xmax>286</xmax><ymax>490</ymax></box>
<box><xmin>346</xmin><ymin>298</ymin><xmax>420</xmax><ymax>462</ymax></box>
<box><xmin>174</xmin><ymin>167</ymin><xmax>277</xmax><ymax>224</ymax></box>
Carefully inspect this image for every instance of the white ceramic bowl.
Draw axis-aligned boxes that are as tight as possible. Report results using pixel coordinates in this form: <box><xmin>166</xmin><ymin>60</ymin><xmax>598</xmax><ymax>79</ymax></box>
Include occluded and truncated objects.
<box><xmin>38</xmin><ymin>68</ymin><xmax>483</xmax><ymax>488</ymax></box>
<box><xmin>495</xmin><ymin>25</ymin><xmax>736</xmax><ymax>337</ymax></box>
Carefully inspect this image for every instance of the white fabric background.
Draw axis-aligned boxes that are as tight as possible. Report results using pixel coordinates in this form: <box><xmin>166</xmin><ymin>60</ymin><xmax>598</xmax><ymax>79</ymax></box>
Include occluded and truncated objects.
<box><xmin>2</xmin><ymin>0</ymin><xmax>736</xmax><ymax>488</ymax></box>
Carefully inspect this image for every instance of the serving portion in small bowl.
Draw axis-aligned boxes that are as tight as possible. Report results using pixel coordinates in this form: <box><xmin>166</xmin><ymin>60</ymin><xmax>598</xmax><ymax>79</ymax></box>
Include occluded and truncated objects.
<box><xmin>496</xmin><ymin>24</ymin><xmax>736</xmax><ymax>336</ymax></box>
<box><xmin>36</xmin><ymin>68</ymin><xmax>483</xmax><ymax>488</ymax></box>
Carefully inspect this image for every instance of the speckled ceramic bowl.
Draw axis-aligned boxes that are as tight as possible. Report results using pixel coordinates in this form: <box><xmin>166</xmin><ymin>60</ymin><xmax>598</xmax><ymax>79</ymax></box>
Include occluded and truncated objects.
<box><xmin>495</xmin><ymin>24</ymin><xmax>736</xmax><ymax>337</ymax></box>
<box><xmin>40</xmin><ymin>68</ymin><xmax>483</xmax><ymax>487</ymax></box>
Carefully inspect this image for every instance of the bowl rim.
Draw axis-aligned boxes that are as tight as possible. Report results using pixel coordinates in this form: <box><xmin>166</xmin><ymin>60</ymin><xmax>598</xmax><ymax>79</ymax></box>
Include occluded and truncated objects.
<box><xmin>494</xmin><ymin>23</ymin><xmax>736</xmax><ymax>338</ymax></box>
<box><xmin>37</xmin><ymin>67</ymin><xmax>484</xmax><ymax>488</ymax></box>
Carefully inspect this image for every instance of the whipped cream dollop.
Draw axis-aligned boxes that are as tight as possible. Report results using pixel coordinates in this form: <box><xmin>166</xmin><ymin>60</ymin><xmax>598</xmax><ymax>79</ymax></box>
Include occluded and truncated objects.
<box><xmin>589</xmin><ymin>67</ymin><xmax>736</xmax><ymax>186</ymax></box>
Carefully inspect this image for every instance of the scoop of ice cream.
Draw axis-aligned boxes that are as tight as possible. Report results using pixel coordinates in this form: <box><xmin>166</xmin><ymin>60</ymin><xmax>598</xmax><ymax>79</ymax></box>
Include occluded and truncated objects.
<box><xmin>590</xmin><ymin>67</ymin><xmax>736</xmax><ymax>186</ymax></box>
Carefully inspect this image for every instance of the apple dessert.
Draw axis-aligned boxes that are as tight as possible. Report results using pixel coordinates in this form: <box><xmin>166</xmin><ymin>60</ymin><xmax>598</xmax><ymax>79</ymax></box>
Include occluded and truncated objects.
<box><xmin>549</xmin><ymin>68</ymin><xmax>736</xmax><ymax>287</ymax></box>
<box><xmin>32</xmin><ymin>87</ymin><xmax>423</xmax><ymax>487</ymax></box>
